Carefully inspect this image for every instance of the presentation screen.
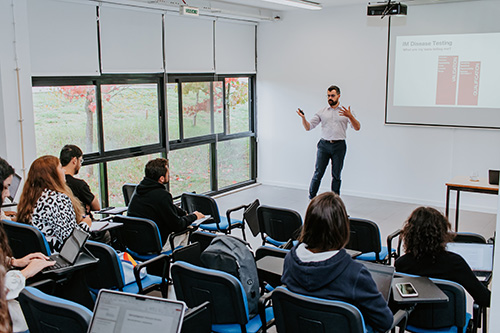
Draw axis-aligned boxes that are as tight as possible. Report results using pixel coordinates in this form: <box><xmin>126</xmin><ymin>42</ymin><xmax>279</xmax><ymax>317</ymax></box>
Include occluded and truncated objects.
<box><xmin>385</xmin><ymin>0</ymin><xmax>500</xmax><ymax>128</ymax></box>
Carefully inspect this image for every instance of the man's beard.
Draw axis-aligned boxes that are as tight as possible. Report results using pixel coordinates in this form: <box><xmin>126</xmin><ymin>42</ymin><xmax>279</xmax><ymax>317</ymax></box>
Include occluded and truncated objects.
<box><xmin>328</xmin><ymin>99</ymin><xmax>338</xmax><ymax>107</ymax></box>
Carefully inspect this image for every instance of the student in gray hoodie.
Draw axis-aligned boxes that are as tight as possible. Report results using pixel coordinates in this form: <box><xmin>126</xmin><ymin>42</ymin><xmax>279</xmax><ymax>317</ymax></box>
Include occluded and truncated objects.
<box><xmin>281</xmin><ymin>192</ymin><xmax>393</xmax><ymax>332</ymax></box>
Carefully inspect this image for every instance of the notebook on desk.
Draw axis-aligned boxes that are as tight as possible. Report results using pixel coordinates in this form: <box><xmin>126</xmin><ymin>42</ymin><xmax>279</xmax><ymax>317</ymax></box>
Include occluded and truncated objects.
<box><xmin>446</xmin><ymin>242</ymin><xmax>494</xmax><ymax>282</ymax></box>
<box><xmin>88</xmin><ymin>290</ymin><xmax>186</xmax><ymax>333</ymax></box>
<box><xmin>42</xmin><ymin>227</ymin><xmax>90</xmax><ymax>274</ymax></box>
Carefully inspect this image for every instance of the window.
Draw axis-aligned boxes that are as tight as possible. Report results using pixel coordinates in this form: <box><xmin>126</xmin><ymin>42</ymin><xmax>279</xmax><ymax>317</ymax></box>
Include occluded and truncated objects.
<box><xmin>32</xmin><ymin>73</ymin><xmax>256</xmax><ymax>206</ymax></box>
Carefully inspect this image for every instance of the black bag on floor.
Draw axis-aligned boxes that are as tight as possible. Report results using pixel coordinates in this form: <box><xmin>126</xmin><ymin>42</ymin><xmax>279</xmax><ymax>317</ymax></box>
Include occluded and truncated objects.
<box><xmin>200</xmin><ymin>235</ymin><xmax>260</xmax><ymax>316</ymax></box>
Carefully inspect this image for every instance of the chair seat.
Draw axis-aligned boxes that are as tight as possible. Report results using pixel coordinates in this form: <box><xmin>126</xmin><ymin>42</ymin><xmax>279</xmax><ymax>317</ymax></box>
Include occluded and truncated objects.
<box><xmin>265</xmin><ymin>237</ymin><xmax>298</xmax><ymax>248</ymax></box>
<box><xmin>122</xmin><ymin>274</ymin><xmax>163</xmax><ymax>294</ymax></box>
<box><xmin>199</xmin><ymin>216</ymin><xmax>243</xmax><ymax>232</ymax></box>
<box><xmin>212</xmin><ymin>307</ymin><xmax>274</xmax><ymax>333</ymax></box>
<box><xmin>355</xmin><ymin>246</ymin><xmax>390</xmax><ymax>262</ymax></box>
<box><xmin>406</xmin><ymin>312</ymin><xmax>471</xmax><ymax>333</ymax></box>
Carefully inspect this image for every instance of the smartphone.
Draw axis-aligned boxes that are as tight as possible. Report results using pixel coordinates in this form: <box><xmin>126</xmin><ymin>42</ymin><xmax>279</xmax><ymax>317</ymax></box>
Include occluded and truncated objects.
<box><xmin>395</xmin><ymin>282</ymin><xmax>418</xmax><ymax>297</ymax></box>
<box><xmin>298</xmin><ymin>108</ymin><xmax>304</xmax><ymax>115</ymax></box>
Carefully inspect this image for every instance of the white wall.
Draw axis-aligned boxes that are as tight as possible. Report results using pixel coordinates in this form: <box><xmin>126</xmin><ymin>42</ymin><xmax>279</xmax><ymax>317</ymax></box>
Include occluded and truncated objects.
<box><xmin>256</xmin><ymin>3</ymin><xmax>500</xmax><ymax>213</ymax></box>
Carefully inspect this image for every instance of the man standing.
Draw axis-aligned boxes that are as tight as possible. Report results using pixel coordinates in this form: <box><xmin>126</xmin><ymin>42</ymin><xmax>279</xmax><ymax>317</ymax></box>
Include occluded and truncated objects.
<box><xmin>127</xmin><ymin>158</ymin><xmax>204</xmax><ymax>251</ymax></box>
<box><xmin>297</xmin><ymin>85</ymin><xmax>361</xmax><ymax>199</ymax></box>
<box><xmin>60</xmin><ymin>144</ymin><xmax>100</xmax><ymax>215</ymax></box>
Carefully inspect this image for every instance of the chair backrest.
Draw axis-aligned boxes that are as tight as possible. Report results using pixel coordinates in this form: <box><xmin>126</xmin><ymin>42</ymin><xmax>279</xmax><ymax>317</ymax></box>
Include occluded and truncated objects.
<box><xmin>122</xmin><ymin>183</ymin><xmax>138</xmax><ymax>206</ymax></box>
<box><xmin>257</xmin><ymin>205</ymin><xmax>302</xmax><ymax>243</ymax></box>
<box><xmin>19</xmin><ymin>286</ymin><xmax>92</xmax><ymax>333</ymax></box>
<box><xmin>272</xmin><ymin>287</ymin><xmax>366</xmax><ymax>333</ymax></box>
<box><xmin>181</xmin><ymin>192</ymin><xmax>221</xmax><ymax>223</ymax></box>
<box><xmin>189</xmin><ymin>231</ymin><xmax>217</xmax><ymax>252</ymax></box>
<box><xmin>85</xmin><ymin>241</ymin><xmax>125</xmax><ymax>291</ymax></box>
<box><xmin>171</xmin><ymin>261</ymin><xmax>250</xmax><ymax>328</ymax></box>
<box><xmin>255</xmin><ymin>246</ymin><xmax>289</xmax><ymax>261</ymax></box>
<box><xmin>347</xmin><ymin>218</ymin><xmax>382</xmax><ymax>256</ymax></box>
<box><xmin>173</xmin><ymin>241</ymin><xmax>203</xmax><ymax>267</ymax></box>
<box><xmin>407</xmin><ymin>278</ymin><xmax>467</xmax><ymax>330</ymax></box>
<box><xmin>453</xmin><ymin>232</ymin><xmax>487</xmax><ymax>244</ymax></box>
<box><xmin>1</xmin><ymin>219</ymin><xmax>51</xmax><ymax>257</ymax></box>
<box><xmin>112</xmin><ymin>215</ymin><xmax>163</xmax><ymax>255</ymax></box>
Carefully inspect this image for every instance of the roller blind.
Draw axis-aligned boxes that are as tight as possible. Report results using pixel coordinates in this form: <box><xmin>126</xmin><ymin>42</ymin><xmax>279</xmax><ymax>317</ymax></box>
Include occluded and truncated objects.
<box><xmin>215</xmin><ymin>20</ymin><xmax>256</xmax><ymax>74</ymax></box>
<box><xmin>27</xmin><ymin>0</ymin><xmax>99</xmax><ymax>76</ymax></box>
<box><xmin>99</xmin><ymin>6</ymin><xmax>163</xmax><ymax>73</ymax></box>
<box><xmin>165</xmin><ymin>14</ymin><xmax>215</xmax><ymax>73</ymax></box>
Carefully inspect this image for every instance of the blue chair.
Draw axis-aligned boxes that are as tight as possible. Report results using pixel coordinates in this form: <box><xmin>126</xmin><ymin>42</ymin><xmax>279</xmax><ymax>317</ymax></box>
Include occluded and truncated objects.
<box><xmin>257</xmin><ymin>205</ymin><xmax>302</xmax><ymax>248</ymax></box>
<box><xmin>272</xmin><ymin>286</ymin><xmax>408</xmax><ymax>333</ymax></box>
<box><xmin>85</xmin><ymin>240</ymin><xmax>169</xmax><ymax>298</ymax></box>
<box><xmin>405</xmin><ymin>278</ymin><xmax>473</xmax><ymax>333</ymax></box>
<box><xmin>112</xmin><ymin>215</ymin><xmax>189</xmax><ymax>261</ymax></box>
<box><xmin>171</xmin><ymin>261</ymin><xmax>274</xmax><ymax>333</ymax></box>
<box><xmin>18</xmin><ymin>286</ymin><xmax>92</xmax><ymax>333</ymax></box>
<box><xmin>181</xmin><ymin>192</ymin><xmax>248</xmax><ymax>240</ymax></box>
<box><xmin>347</xmin><ymin>217</ymin><xmax>398</xmax><ymax>264</ymax></box>
<box><xmin>1</xmin><ymin>219</ymin><xmax>51</xmax><ymax>257</ymax></box>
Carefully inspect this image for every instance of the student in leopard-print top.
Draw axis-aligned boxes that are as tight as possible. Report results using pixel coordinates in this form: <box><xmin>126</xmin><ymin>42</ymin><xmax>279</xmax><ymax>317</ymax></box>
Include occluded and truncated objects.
<box><xmin>17</xmin><ymin>156</ymin><xmax>92</xmax><ymax>253</ymax></box>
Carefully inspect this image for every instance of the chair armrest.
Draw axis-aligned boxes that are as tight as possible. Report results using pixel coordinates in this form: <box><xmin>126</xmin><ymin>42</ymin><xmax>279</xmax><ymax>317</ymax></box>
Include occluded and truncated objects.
<box><xmin>472</xmin><ymin>303</ymin><xmax>480</xmax><ymax>333</ymax></box>
<box><xmin>26</xmin><ymin>278</ymin><xmax>57</xmax><ymax>294</ymax></box>
<box><xmin>182</xmin><ymin>301</ymin><xmax>211</xmax><ymax>333</ymax></box>
<box><xmin>386</xmin><ymin>229</ymin><xmax>402</xmax><ymax>266</ymax></box>
<box><xmin>258</xmin><ymin>292</ymin><xmax>274</xmax><ymax>333</ymax></box>
<box><xmin>226</xmin><ymin>204</ymin><xmax>248</xmax><ymax>227</ymax></box>
<box><xmin>387</xmin><ymin>309</ymin><xmax>408</xmax><ymax>332</ymax></box>
<box><xmin>133</xmin><ymin>254</ymin><xmax>170</xmax><ymax>293</ymax></box>
<box><xmin>168</xmin><ymin>229</ymin><xmax>193</xmax><ymax>253</ymax></box>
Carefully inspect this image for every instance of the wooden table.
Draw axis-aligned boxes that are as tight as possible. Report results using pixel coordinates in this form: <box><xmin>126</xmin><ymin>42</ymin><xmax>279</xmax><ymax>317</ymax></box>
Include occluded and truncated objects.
<box><xmin>445</xmin><ymin>176</ymin><xmax>498</xmax><ymax>231</ymax></box>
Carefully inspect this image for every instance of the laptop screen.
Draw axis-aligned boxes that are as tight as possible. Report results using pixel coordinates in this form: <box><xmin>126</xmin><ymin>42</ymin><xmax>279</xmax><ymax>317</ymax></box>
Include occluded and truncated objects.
<box><xmin>59</xmin><ymin>227</ymin><xmax>89</xmax><ymax>264</ymax></box>
<box><xmin>7</xmin><ymin>173</ymin><xmax>21</xmax><ymax>202</ymax></box>
<box><xmin>88</xmin><ymin>290</ymin><xmax>186</xmax><ymax>333</ymax></box>
<box><xmin>358</xmin><ymin>261</ymin><xmax>395</xmax><ymax>302</ymax></box>
<box><xmin>446</xmin><ymin>242</ymin><xmax>494</xmax><ymax>271</ymax></box>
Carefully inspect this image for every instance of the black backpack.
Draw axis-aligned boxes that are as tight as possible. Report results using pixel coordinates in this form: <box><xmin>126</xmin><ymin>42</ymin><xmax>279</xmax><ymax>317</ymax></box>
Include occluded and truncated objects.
<box><xmin>200</xmin><ymin>235</ymin><xmax>260</xmax><ymax>316</ymax></box>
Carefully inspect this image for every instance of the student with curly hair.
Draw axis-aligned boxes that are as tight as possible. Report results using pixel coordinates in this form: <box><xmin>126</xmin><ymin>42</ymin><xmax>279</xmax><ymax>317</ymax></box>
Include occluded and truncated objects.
<box><xmin>281</xmin><ymin>192</ymin><xmax>393</xmax><ymax>332</ymax></box>
<box><xmin>16</xmin><ymin>155</ymin><xmax>91</xmax><ymax>253</ymax></box>
<box><xmin>395</xmin><ymin>206</ymin><xmax>490</xmax><ymax>307</ymax></box>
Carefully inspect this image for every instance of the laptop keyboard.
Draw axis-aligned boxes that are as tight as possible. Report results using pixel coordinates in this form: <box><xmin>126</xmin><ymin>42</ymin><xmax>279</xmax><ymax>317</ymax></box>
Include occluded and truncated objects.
<box><xmin>42</xmin><ymin>261</ymin><xmax>70</xmax><ymax>272</ymax></box>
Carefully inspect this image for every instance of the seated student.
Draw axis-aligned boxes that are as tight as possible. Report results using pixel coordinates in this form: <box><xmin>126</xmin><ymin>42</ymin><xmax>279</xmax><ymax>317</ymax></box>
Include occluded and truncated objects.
<box><xmin>395</xmin><ymin>207</ymin><xmax>490</xmax><ymax>307</ymax></box>
<box><xmin>60</xmin><ymin>144</ymin><xmax>100</xmax><ymax>217</ymax></box>
<box><xmin>16</xmin><ymin>155</ymin><xmax>91</xmax><ymax>253</ymax></box>
<box><xmin>1</xmin><ymin>157</ymin><xmax>55</xmax><ymax>332</ymax></box>
<box><xmin>127</xmin><ymin>158</ymin><xmax>204</xmax><ymax>252</ymax></box>
<box><xmin>281</xmin><ymin>192</ymin><xmax>393</xmax><ymax>332</ymax></box>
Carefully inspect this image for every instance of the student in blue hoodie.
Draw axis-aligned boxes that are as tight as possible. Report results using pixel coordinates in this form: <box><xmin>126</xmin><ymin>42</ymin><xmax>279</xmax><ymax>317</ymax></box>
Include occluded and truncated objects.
<box><xmin>281</xmin><ymin>192</ymin><xmax>393</xmax><ymax>332</ymax></box>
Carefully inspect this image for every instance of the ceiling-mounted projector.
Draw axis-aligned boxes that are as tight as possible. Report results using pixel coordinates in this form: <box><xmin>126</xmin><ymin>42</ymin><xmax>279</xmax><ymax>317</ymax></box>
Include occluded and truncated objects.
<box><xmin>367</xmin><ymin>2</ymin><xmax>407</xmax><ymax>16</ymax></box>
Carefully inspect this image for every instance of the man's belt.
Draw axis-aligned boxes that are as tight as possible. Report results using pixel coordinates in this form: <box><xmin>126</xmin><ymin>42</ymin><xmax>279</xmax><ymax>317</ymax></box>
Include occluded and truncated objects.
<box><xmin>321</xmin><ymin>139</ymin><xmax>345</xmax><ymax>143</ymax></box>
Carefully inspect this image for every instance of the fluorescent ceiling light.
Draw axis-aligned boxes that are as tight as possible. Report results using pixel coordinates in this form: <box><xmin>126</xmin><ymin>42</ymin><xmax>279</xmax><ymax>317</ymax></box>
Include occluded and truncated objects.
<box><xmin>262</xmin><ymin>0</ymin><xmax>323</xmax><ymax>10</ymax></box>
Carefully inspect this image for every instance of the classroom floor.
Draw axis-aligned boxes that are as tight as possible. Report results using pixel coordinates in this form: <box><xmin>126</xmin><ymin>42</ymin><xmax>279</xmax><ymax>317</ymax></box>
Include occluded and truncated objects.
<box><xmin>170</xmin><ymin>183</ymin><xmax>496</xmax><ymax>332</ymax></box>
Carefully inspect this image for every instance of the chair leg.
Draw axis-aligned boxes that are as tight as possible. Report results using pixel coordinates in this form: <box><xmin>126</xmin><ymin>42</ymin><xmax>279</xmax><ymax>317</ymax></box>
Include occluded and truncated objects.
<box><xmin>241</xmin><ymin>224</ymin><xmax>247</xmax><ymax>241</ymax></box>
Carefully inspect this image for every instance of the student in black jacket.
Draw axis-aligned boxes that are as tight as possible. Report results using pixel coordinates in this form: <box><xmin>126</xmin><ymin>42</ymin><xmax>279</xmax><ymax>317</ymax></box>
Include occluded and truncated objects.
<box><xmin>281</xmin><ymin>192</ymin><xmax>393</xmax><ymax>332</ymax></box>
<box><xmin>395</xmin><ymin>207</ymin><xmax>490</xmax><ymax>307</ymax></box>
<box><xmin>127</xmin><ymin>158</ymin><xmax>204</xmax><ymax>251</ymax></box>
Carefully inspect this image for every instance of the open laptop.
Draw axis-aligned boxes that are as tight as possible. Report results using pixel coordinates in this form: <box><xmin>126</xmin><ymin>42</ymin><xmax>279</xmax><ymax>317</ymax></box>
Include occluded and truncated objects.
<box><xmin>42</xmin><ymin>227</ymin><xmax>90</xmax><ymax>273</ymax></box>
<box><xmin>7</xmin><ymin>173</ymin><xmax>21</xmax><ymax>202</ymax></box>
<box><xmin>357</xmin><ymin>261</ymin><xmax>395</xmax><ymax>302</ymax></box>
<box><xmin>88</xmin><ymin>290</ymin><xmax>186</xmax><ymax>333</ymax></box>
<box><xmin>446</xmin><ymin>242</ymin><xmax>494</xmax><ymax>282</ymax></box>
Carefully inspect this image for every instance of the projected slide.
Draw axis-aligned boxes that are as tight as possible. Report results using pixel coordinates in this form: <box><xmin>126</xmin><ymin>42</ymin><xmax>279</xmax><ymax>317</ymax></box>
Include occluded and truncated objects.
<box><xmin>393</xmin><ymin>33</ymin><xmax>500</xmax><ymax>109</ymax></box>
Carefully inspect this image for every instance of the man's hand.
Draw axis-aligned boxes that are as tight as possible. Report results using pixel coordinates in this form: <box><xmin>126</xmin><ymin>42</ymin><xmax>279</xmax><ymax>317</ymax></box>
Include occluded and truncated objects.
<box><xmin>339</xmin><ymin>106</ymin><xmax>361</xmax><ymax>131</ymax></box>
<box><xmin>194</xmin><ymin>211</ymin><xmax>205</xmax><ymax>219</ymax></box>
<box><xmin>296</xmin><ymin>108</ymin><xmax>305</xmax><ymax>118</ymax></box>
<box><xmin>297</xmin><ymin>108</ymin><xmax>311</xmax><ymax>131</ymax></box>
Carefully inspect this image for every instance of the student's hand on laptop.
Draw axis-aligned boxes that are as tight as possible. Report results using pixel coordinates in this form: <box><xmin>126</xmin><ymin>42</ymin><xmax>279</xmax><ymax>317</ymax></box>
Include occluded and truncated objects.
<box><xmin>21</xmin><ymin>259</ymin><xmax>56</xmax><ymax>279</ymax></box>
<box><xmin>194</xmin><ymin>211</ymin><xmax>205</xmax><ymax>219</ymax></box>
<box><xmin>12</xmin><ymin>252</ymin><xmax>51</xmax><ymax>268</ymax></box>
